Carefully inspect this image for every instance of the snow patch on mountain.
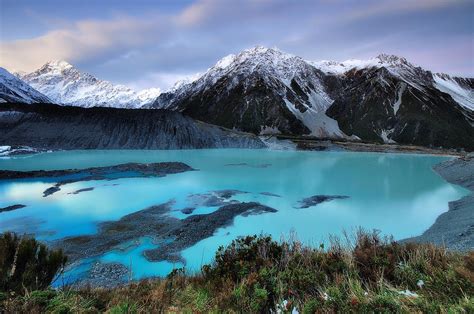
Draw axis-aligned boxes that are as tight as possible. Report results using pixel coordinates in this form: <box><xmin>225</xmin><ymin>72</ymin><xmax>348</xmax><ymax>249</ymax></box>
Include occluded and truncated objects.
<box><xmin>433</xmin><ymin>74</ymin><xmax>474</xmax><ymax>111</ymax></box>
<box><xmin>393</xmin><ymin>83</ymin><xmax>407</xmax><ymax>115</ymax></box>
<box><xmin>0</xmin><ymin>67</ymin><xmax>51</xmax><ymax>104</ymax></box>
<box><xmin>311</xmin><ymin>54</ymin><xmax>412</xmax><ymax>75</ymax></box>
<box><xmin>20</xmin><ymin>61</ymin><xmax>161</xmax><ymax>108</ymax></box>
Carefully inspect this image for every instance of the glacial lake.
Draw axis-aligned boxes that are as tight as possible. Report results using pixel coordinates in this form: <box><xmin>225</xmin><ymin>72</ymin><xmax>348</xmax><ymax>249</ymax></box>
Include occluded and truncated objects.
<box><xmin>0</xmin><ymin>149</ymin><xmax>468</xmax><ymax>284</ymax></box>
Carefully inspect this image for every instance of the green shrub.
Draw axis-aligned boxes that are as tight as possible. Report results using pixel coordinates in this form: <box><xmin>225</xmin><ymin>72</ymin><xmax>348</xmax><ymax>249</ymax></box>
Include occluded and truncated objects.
<box><xmin>204</xmin><ymin>235</ymin><xmax>282</xmax><ymax>283</ymax></box>
<box><xmin>0</xmin><ymin>232</ymin><xmax>67</xmax><ymax>294</ymax></box>
<box><xmin>25</xmin><ymin>289</ymin><xmax>57</xmax><ymax>307</ymax></box>
<box><xmin>368</xmin><ymin>292</ymin><xmax>401</xmax><ymax>313</ymax></box>
<box><xmin>109</xmin><ymin>301</ymin><xmax>138</xmax><ymax>314</ymax></box>
<box><xmin>302</xmin><ymin>299</ymin><xmax>321</xmax><ymax>314</ymax></box>
<box><xmin>353</xmin><ymin>230</ymin><xmax>400</xmax><ymax>284</ymax></box>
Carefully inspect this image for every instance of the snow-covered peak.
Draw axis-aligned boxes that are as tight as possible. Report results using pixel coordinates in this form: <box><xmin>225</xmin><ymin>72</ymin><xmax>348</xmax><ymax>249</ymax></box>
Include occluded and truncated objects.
<box><xmin>215</xmin><ymin>54</ymin><xmax>236</xmax><ymax>69</ymax></box>
<box><xmin>21</xmin><ymin>61</ymin><xmax>160</xmax><ymax>108</ymax></box>
<box><xmin>137</xmin><ymin>88</ymin><xmax>162</xmax><ymax>102</ymax></box>
<box><xmin>310</xmin><ymin>53</ymin><xmax>415</xmax><ymax>75</ymax></box>
<box><xmin>376</xmin><ymin>53</ymin><xmax>410</xmax><ymax>66</ymax></box>
<box><xmin>233</xmin><ymin>46</ymin><xmax>301</xmax><ymax>66</ymax></box>
<box><xmin>193</xmin><ymin>45</ymin><xmax>312</xmax><ymax>89</ymax></box>
<box><xmin>0</xmin><ymin>67</ymin><xmax>51</xmax><ymax>104</ymax></box>
<box><xmin>43</xmin><ymin>60</ymin><xmax>73</xmax><ymax>71</ymax></box>
<box><xmin>311</xmin><ymin>53</ymin><xmax>434</xmax><ymax>93</ymax></box>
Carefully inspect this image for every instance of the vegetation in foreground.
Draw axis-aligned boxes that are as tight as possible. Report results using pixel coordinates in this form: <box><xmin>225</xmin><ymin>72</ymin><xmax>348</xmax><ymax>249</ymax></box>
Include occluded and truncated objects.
<box><xmin>1</xmin><ymin>230</ymin><xmax>473</xmax><ymax>313</ymax></box>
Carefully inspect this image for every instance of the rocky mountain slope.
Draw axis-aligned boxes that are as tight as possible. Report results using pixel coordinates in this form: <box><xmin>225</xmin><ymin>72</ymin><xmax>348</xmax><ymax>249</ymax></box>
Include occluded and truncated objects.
<box><xmin>152</xmin><ymin>46</ymin><xmax>349</xmax><ymax>138</ymax></box>
<box><xmin>0</xmin><ymin>67</ymin><xmax>51</xmax><ymax>104</ymax></box>
<box><xmin>324</xmin><ymin>55</ymin><xmax>474</xmax><ymax>150</ymax></box>
<box><xmin>20</xmin><ymin>61</ymin><xmax>160</xmax><ymax>108</ymax></box>
<box><xmin>0</xmin><ymin>103</ymin><xmax>265</xmax><ymax>150</ymax></box>
<box><xmin>150</xmin><ymin>47</ymin><xmax>474</xmax><ymax>151</ymax></box>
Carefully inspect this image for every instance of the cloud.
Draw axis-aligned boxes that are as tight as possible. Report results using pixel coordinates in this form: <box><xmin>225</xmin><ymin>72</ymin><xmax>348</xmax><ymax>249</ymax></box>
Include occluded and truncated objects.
<box><xmin>127</xmin><ymin>71</ymin><xmax>202</xmax><ymax>91</ymax></box>
<box><xmin>343</xmin><ymin>0</ymin><xmax>470</xmax><ymax>21</ymax></box>
<box><xmin>1</xmin><ymin>0</ymin><xmax>472</xmax><ymax>87</ymax></box>
<box><xmin>0</xmin><ymin>15</ymin><xmax>165</xmax><ymax>72</ymax></box>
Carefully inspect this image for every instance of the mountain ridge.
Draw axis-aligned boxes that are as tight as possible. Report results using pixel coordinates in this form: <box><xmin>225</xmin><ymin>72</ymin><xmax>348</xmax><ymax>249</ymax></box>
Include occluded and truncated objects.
<box><xmin>149</xmin><ymin>46</ymin><xmax>473</xmax><ymax>150</ymax></box>
<box><xmin>3</xmin><ymin>46</ymin><xmax>473</xmax><ymax>150</ymax></box>
<box><xmin>19</xmin><ymin>60</ymin><xmax>161</xmax><ymax>108</ymax></box>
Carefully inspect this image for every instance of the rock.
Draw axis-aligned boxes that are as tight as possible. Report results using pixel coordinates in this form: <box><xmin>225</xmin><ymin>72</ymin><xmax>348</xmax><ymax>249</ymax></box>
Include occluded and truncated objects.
<box><xmin>0</xmin><ymin>204</ymin><xmax>26</xmax><ymax>213</ymax></box>
<box><xmin>69</xmin><ymin>187</ymin><xmax>95</xmax><ymax>195</ymax></box>
<box><xmin>296</xmin><ymin>195</ymin><xmax>349</xmax><ymax>209</ymax></box>
<box><xmin>55</xmin><ymin>200</ymin><xmax>278</xmax><ymax>265</ymax></box>
<box><xmin>180</xmin><ymin>207</ymin><xmax>195</xmax><ymax>215</ymax></box>
<box><xmin>43</xmin><ymin>186</ymin><xmax>60</xmax><ymax>197</ymax></box>
<box><xmin>260</xmin><ymin>192</ymin><xmax>281</xmax><ymax>197</ymax></box>
<box><xmin>76</xmin><ymin>262</ymin><xmax>129</xmax><ymax>288</ymax></box>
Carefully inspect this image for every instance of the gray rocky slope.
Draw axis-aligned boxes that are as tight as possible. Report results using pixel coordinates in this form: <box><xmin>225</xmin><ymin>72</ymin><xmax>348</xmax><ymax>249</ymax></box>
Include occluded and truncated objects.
<box><xmin>0</xmin><ymin>67</ymin><xmax>51</xmax><ymax>104</ymax></box>
<box><xmin>0</xmin><ymin>103</ymin><xmax>265</xmax><ymax>150</ymax></box>
<box><xmin>404</xmin><ymin>157</ymin><xmax>474</xmax><ymax>251</ymax></box>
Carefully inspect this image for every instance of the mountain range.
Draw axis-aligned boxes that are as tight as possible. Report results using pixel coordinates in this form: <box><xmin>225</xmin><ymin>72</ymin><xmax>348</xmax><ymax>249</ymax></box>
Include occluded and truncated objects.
<box><xmin>17</xmin><ymin>60</ymin><xmax>160</xmax><ymax>108</ymax></box>
<box><xmin>1</xmin><ymin>46</ymin><xmax>473</xmax><ymax>150</ymax></box>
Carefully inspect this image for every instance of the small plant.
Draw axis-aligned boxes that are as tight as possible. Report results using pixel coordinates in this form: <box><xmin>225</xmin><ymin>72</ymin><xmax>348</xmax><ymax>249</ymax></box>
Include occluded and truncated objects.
<box><xmin>109</xmin><ymin>301</ymin><xmax>138</xmax><ymax>314</ymax></box>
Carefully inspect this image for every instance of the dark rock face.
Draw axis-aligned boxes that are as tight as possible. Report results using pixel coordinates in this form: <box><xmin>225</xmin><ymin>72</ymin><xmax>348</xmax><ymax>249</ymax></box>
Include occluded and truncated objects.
<box><xmin>164</xmin><ymin>74</ymin><xmax>311</xmax><ymax>135</ymax></box>
<box><xmin>296</xmin><ymin>195</ymin><xmax>349</xmax><ymax>209</ymax></box>
<box><xmin>151</xmin><ymin>47</ymin><xmax>334</xmax><ymax>136</ymax></box>
<box><xmin>326</xmin><ymin>67</ymin><xmax>474</xmax><ymax>150</ymax></box>
<box><xmin>0</xmin><ymin>103</ymin><xmax>265</xmax><ymax>150</ymax></box>
<box><xmin>56</xmin><ymin>201</ymin><xmax>277</xmax><ymax>264</ymax></box>
<box><xmin>0</xmin><ymin>204</ymin><xmax>26</xmax><ymax>213</ymax></box>
<box><xmin>0</xmin><ymin>162</ymin><xmax>194</xmax><ymax>197</ymax></box>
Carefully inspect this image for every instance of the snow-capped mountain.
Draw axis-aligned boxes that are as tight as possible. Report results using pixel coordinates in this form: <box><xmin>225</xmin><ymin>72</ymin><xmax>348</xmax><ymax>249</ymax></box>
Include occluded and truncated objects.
<box><xmin>152</xmin><ymin>46</ymin><xmax>350</xmax><ymax>138</ymax></box>
<box><xmin>151</xmin><ymin>46</ymin><xmax>473</xmax><ymax>150</ymax></box>
<box><xmin>20</xmin><ymin>61</ymin><xmax>161</xmax><ymax>108</ymax></box>
<box><xmin>0</xmin><ymin>67</ymin><xmax>51</xmax><ymax>104</ymax></box>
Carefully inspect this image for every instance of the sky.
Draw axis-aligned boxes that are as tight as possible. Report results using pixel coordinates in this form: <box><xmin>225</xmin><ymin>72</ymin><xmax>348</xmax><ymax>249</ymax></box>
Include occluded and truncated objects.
<box><xmin>1</xmin><ymin>0</ymin><xmax>473</xmax><ymax>91</ymax></box>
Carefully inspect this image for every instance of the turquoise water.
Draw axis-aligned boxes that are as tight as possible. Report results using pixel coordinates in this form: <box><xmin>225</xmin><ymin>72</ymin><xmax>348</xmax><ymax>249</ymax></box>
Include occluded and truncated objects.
<box><xmin>0</xmin><ymin>149</ymin><xmax>468</xmax><ymax>282</ymax></box>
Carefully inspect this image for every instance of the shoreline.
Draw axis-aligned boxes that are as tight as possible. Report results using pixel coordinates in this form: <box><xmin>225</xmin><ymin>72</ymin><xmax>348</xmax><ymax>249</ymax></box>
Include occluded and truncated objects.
<box><xmin>274</xmin><ymin>135</ymin><xmax>468</xmax><ymax>157</ymax></box>
<box><xmin>403</xmin><ymin>156</ymin><xmax>474</xmax><ymax>251</ymax></box>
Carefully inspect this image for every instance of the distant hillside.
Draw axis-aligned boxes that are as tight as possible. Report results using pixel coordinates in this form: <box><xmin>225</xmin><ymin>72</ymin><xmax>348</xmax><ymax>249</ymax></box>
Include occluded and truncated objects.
<box><xmin>0</xmin><ymin>103</ymin><xmax>265</xmax><ymax>150</ymax></box>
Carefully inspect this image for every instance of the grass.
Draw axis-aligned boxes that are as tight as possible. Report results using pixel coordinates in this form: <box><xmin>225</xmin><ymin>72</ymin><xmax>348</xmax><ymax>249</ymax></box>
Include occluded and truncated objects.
<box><xmin>1</xmin><ymin>229</ymin><xmax>473</xmax><ymax>313</ymax></box>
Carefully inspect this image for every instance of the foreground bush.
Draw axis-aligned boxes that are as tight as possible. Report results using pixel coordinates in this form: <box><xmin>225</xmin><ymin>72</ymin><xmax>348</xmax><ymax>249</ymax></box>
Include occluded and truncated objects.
<box><xmin>0</xmin><ymin>232</ymin><xmax>67</xmax><ymax>294</ymax></box>
<box><xmin>1</xmin><ymin>230</ymin><xmax>473</xmax><ymax>313</ymax></box>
